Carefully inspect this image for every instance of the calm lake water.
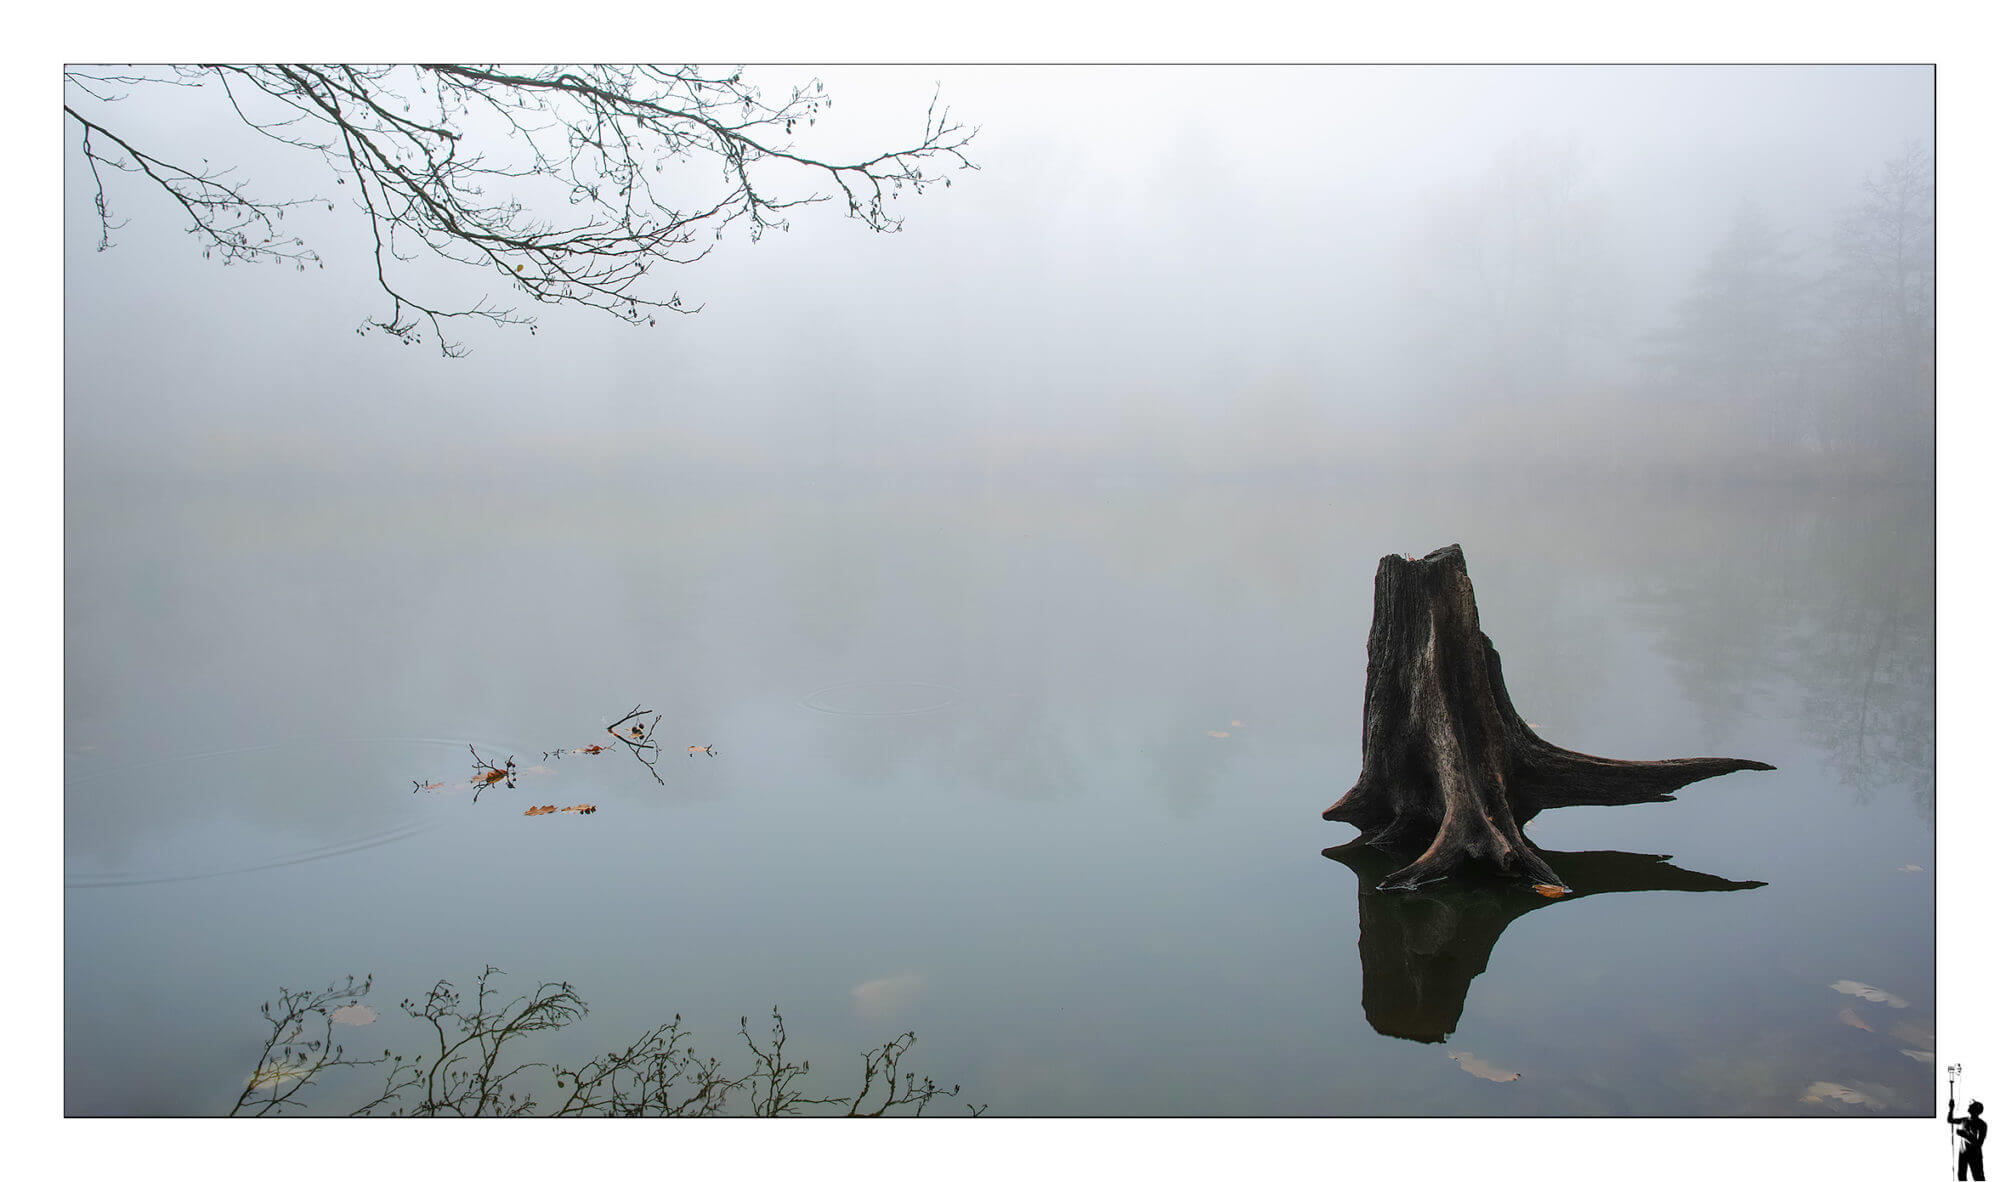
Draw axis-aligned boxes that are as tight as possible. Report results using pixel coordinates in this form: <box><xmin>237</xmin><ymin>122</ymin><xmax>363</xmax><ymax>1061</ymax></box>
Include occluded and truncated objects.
<box><xmin>64</xmin><ymin>469</ymin><xmax>1934</xmax><ymax>1116</ymax></box>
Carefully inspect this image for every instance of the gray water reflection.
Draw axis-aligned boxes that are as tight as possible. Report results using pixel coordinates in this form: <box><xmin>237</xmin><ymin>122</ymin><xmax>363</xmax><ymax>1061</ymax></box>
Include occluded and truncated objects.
<box><xmin>65</xmin><ymin>473</ymin><xmax>1932</xmax><ymax>1115</ymax></box>
<box><xmin>1622</xmin><ymin>486</ymin><xmax>1934</xmax><ymax>811</ymax></box>
<box><xmin>1323</xmin><ymin>839</ymin><xmax>1765</xmax><ymax>1044</ymax></box>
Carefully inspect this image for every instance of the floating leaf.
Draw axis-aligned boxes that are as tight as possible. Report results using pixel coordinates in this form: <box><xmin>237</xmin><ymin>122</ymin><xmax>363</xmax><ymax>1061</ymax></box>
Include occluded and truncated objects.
<box><xmin>851</xmin><ymin>973</ymin><xmax>926</xmax><ymax>1019</ymax></box>
<box><xmin>1837</xmin><ymin>1007</ymin><xmax>1874</xmax><ymax>1033</ymax></box>
<box><xmin>330</xmin><ymin>1003</ymin><xmax>377</xmax><ymax>1026</ymax></box>
<box><xmin>560</xmin><ymin>804</ymin><xmax>598</xmax><ymax>814</ymax></box>
<box><xmin>413</xmin><ymin>780</ymin><xmax>445</xmax><ymax>792</ymax></box>
<box><xmin>480</xmin><ymin>769</ymin><xmax>510</xmax><ymax>784</ymax></box>
<box><xmin>524</xmin><ymin>805</ymin><xmax>557</xmax><ymax>816</ymax></box>
<box><xmin>1448</xmin><ymin>1051</ymin><xmax>1520</xmax><ymax>1082</ymax></box>
<box><xmin>1229</xmin><ymin>720</ymin><xmax>1245</xmax><ymax>728</ymax></box>
<box><xmin>246</xmin><ymin>1062</ymin><xmax>311</xmax><ymax>1090</ymax></box>
<box><xmin>1530</xmin><ymin>883</ymin><xmax>1568</xmax><ymax>899</ymax></box>
<box><xmin>1891</xmin><ymin>1021</ymin><xmax>1935</xmax><ymax>1051</ymax></box>
<box><xmin>687</xmin><ymin>745</ymin><xmax>715</xmax><ymax>757</ymax></box>
<box><xmin>578</xmin><ymin>745</ymin><xmax>607</xmax><ymax>755</ymax></box>
<box><xmin>1832</xmin><ymin>980</ymin><xmax>1909</xmax><ymax>1008</ymax></box>
<box><xmin>1801</xmin><ymin>1081</ymin><xmax>1888</xmax><ymax>1110</ymax></box>
<box><xmin>1206</xmin><ymin>731</ymin><xmax>1231</xmax><ymax>739</ymax></box>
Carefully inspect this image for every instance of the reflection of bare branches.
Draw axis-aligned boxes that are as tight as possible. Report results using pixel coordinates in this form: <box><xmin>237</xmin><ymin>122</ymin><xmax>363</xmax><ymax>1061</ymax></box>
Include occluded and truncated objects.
<box><xmin>550</xmin><ymin>1014</ymin><xmax>741</xmax><ymax>1116</ymax></box>
<box><xmin>230</xmin><ymin>974</ymin><xmax>392</xmax><ymax>1116</ymax></box>
<box><xmin>1784</xmin><ymin>493</ymin><xmax>1933</xmax><ymax>811</ymax></box>
<box><xmin>236</xmin><ymin>966</ymin><xmax>977</xmax><ymax>1117</ymax></box>
<box><xmin>739</xmin><ymin>1005</ymin><xmax>829</xmax><ymax>1115</ymax></box>
<box><xmin>1615</xmin><ymin>487</ymin><xmax>1933</xmax><ymax>814</ymax></box>
<box><xmin>1796</xmin><ymin>598</ymin><xmax>1934</xmax><ymax>810</ymax></box>
<box><xmin>424</xmin><ymin>707</ymin><xmax>675</xmax><ymax>803</ymax></box>
<box><xmin>466</xmin><ymin>745</ymin><xmax>517</xmax><ymax>801</ymax></box>
<box><xmin>606</xmin><ymin>704</ymin><xmax>665</xmax><ymax>784</ymax></box>
<box><xmin>362</xmin><ymin>967</ymin><xmax>584</xmax><ymax>1116</ymax></box>
<box><xmin>831</xmin><ymin>1023</ymin><xmax>966</xmax><ymax>1116</ymax></box>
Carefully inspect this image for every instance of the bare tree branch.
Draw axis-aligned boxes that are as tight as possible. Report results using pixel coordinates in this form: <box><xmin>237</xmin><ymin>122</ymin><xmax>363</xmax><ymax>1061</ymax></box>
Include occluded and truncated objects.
<box><xmin>66</xmin><ymin>65</ymin><xmax>978</xmax><ymax>356</ymax></box>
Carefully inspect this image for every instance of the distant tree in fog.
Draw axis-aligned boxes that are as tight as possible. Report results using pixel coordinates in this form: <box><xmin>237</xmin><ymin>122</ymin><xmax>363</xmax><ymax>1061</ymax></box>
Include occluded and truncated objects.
<box><xmin>1639</xmin><ymin>144</ymin><xmax>1933</xmax><ymax>474</ymax></box>
<box><xmin>65</xmin><ymin>65</ymin><xmax>976</xmax><ymax>356</ymax></box>
<box><xmin>1818</xmin><ymin>142</ymin><xmax>1934</xmax><ymax>462</ymax></box>
<box><xmin>1404</xmin><ymin>138</ymin><xmax>1620</xmax><ymax>401</ymax></box>
<box><xmin>1643</xmin><ymin>200</ymin><xmax>1810</xmax><ymax>447</ymax></box>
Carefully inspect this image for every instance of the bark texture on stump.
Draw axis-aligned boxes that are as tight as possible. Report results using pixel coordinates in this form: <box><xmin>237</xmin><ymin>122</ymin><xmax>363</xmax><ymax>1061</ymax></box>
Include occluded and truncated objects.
<box><xmin>1322</xmin><ymin>544</ymin><xmax>1774</xmax><ymax>893</ymax></box>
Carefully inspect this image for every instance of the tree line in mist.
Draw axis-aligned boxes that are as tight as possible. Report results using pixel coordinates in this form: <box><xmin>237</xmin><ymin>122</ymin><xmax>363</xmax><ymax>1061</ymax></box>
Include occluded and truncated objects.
<box><xmin>1041</xmin><ymin>139</ymin><xmax>1935</xmax><ymax>487</ymax></box>
<box><xmin>1635</xmin><ymin>143</ymin><xmax>1932</xmax><ymax>477</ymax></box>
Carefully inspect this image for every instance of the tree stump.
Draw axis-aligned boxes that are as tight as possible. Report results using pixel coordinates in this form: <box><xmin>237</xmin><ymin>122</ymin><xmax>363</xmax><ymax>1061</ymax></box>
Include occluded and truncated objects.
<box><xmin>1322</xmin><ymin>544</ymin><xmax>1774</xmax><ymax>893</ymax></box>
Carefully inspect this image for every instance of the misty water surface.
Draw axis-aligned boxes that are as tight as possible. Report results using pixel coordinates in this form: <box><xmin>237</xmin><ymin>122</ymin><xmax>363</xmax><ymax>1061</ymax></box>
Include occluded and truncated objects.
<box><xmin>62</xmin><ymin>63</ymin><xmax>1934</xmax><ymax>1118</ymax></box>
<box><xmin>65</xmin><ymin>469</ymin><xmax>1932</xmax><ymax>1115</ymax></box>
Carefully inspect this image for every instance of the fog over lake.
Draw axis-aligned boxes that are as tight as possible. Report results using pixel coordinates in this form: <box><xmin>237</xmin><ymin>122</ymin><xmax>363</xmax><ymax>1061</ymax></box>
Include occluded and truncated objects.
<box><xmin>63</xmin><ymin>64</ymin><xmax>1939</xmax><ymax>1129</ymax></box>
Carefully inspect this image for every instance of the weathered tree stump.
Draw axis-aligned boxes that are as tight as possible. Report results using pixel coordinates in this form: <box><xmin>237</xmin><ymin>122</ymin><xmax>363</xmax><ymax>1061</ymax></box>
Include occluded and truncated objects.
<box><xmin>1322</xmin><ymin>544</ymin><xmax>1773</xmax><ymax>893</ymax></box>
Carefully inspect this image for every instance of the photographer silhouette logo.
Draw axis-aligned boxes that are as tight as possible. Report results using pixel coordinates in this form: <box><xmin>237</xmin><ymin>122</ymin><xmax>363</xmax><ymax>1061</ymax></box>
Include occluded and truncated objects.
<box><xmin>1950</xmin><ymin>1065</ymin><xmax>1988</xmax><ymax>1180</ymax></box>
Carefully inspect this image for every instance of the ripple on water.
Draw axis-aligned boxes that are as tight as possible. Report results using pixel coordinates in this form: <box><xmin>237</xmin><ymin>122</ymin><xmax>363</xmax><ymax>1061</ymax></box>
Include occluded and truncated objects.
<box><xmin>799</xmin><ymin>681</ymin><xmax>958</xmax><ymax>717</ymax></box>
<box><xmin>62</xmin><ymin>737</ymin><xmax>487</xmax><ymax>889</ymax></box>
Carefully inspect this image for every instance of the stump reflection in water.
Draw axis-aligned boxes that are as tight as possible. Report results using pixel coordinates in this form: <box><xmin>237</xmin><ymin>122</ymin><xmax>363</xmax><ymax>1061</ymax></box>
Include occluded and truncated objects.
<box><xmin>1322</xmin><ymin>839</ymin><xmax>1765</xmax><ymax>1043</ymax></box>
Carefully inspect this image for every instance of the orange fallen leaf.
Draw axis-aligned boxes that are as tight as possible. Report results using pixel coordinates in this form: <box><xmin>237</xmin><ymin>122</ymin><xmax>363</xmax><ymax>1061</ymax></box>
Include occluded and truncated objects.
<box><xmin>1530</xmin><ymin>883</ymin><xmax>1568</xmax><ymax>899</ymax></box>
<box><xmin>1838</xmin><ymin>1007</ymin><xmax>1875</xmax><ymax>1032</ymax></box>
<box><xmin>560</xmin><ymin>804</ymin><xmax>597</xmax><ymax>814</ymax></box>
<box><xmin>579</xmin><ymin>745</ymin><xmax>606</xmax><ymax>755</ymax></box>
<box><xmin>481</xmin><ymin>769</ymin><xmax>509</xmax><ymax>784</ymax></box>
<box><xmin>524</xmin><ymin>805</ymin><xmax>558</xmax><ymax>816</ymax></box>
<box><xmin>1206</xmin><ymin>731</ymin><xmax>1231</xmax><ymax>739</ymax></box>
